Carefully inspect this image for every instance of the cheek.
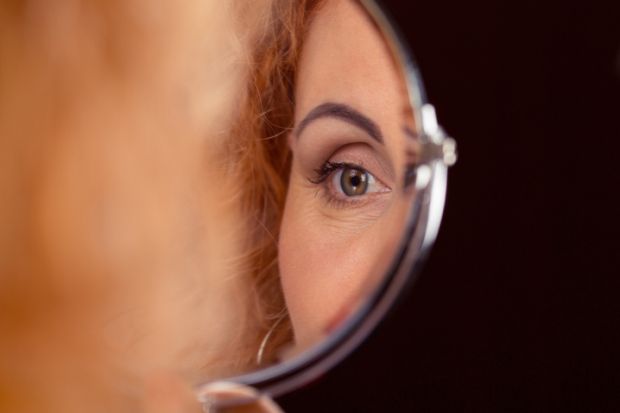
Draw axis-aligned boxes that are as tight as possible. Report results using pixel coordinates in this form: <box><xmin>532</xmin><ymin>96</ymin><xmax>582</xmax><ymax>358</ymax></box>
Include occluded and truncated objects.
<box><xmin>278</xmin><ymin>191</ymin><xmax>384</xmax><ymax>346</ymax></box>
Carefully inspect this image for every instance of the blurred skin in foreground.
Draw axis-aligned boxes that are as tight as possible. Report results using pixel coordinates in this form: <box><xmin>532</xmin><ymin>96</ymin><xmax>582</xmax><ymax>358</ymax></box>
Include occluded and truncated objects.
<box><xmin>0</xmin><ymin>1</ymin><xmax>271</xmax><ymax>412</ymax></box>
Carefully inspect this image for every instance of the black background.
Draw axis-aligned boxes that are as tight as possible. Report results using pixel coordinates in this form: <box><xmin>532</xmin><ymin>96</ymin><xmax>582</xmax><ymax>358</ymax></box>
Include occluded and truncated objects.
<box><xmin>278</xmin><ymin>0</ymin><xmax>620</xmax><ymax>411</ymax></box>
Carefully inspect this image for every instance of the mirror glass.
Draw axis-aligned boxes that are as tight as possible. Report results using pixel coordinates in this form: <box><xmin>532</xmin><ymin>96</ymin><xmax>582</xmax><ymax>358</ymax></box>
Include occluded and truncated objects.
<box><xmin>261</xmin><ymin>0</ymin><xmax>415</xmax><ymax>360</ymax></box>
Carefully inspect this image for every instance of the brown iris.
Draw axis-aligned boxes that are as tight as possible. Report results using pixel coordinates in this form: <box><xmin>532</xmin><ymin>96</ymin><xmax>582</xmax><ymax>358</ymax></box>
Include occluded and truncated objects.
<box><xmin>340</xmin><ymin>166</ymin><xmax>369</xmax><ymax>196</ymax></box>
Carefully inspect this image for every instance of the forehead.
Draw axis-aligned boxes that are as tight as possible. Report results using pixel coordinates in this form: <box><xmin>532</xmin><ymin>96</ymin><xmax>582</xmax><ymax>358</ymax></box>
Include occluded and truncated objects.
<box><xmin>294</xmin><ymin>0</ymin><xmax>404</xmax><ymax>123</ymax></box>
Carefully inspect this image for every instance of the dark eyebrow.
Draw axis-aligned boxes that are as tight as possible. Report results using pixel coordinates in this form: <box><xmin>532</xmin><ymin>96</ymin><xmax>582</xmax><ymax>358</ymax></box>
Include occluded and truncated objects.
<box><xmin>295</xmin><ymin>102</ymin><xmax>384</xmax><ymax>144</ymax></box>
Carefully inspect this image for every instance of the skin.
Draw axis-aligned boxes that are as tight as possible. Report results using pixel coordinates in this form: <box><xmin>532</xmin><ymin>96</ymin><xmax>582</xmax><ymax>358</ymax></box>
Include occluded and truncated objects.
<box><xmin>279</xmin><ymin>0</ymin><xmax>414</xmax><ymax>348</ymax></box>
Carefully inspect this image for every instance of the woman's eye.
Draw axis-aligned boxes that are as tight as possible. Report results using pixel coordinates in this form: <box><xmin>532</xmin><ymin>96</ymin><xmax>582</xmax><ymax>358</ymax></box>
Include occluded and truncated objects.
<box><xmin>310</xmin><ymin>161</ymin><xmax>390</xmax><ymax>206</ymax></box>
<box><xmin>329</xmin><ymin>164</ymin><xmax>388</xmax><ymax>198</ymax></box>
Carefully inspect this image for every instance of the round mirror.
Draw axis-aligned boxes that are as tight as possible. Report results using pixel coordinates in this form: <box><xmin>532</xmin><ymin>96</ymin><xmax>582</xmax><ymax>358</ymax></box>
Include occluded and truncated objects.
<box><xmin>195</xmin><ymin>0</ymin><xmax>456</xmax><ymax>409</ymax></box>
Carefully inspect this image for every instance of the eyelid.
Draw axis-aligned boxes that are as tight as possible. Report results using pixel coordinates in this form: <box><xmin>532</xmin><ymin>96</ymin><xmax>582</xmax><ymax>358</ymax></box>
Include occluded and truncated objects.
<box><xmin>292</xmin><ymin>121</ymin><xmax>395</xmax><ymax>181</ymax></box>
<box><xmin>328</xmin><ymin>144</ymin><xmax>394</xmax><ymax>184</ymax></box>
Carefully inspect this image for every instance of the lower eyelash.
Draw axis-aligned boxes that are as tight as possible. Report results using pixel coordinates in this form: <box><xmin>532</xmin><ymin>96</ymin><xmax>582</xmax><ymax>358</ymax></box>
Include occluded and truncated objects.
<box><xmin>313</xmin><ymin>186</ymin><xmax>368</xmax><ymax>210</ymax></box>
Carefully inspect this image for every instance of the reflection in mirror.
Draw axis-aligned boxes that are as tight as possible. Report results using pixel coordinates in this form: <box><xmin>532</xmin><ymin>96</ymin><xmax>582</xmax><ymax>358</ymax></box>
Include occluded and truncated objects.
<box><xmin>277</xmin><ymin>0</ymin><xmax>414</xmax><ymax>356</ymax></box>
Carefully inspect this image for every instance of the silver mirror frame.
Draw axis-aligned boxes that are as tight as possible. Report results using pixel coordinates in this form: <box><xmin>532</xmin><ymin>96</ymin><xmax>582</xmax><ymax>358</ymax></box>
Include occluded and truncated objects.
<box><xmin>196</xmin><ymin>0</ymin><xmax>456</xmax><ymax>407</ymax></box>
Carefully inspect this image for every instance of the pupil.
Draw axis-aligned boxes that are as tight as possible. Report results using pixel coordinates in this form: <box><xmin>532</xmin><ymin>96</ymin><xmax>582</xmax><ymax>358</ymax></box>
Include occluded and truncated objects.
<box><xmin>350</xmin><ymin>175</ymin><xmax>361</xmax><ymax>187</ymax></box>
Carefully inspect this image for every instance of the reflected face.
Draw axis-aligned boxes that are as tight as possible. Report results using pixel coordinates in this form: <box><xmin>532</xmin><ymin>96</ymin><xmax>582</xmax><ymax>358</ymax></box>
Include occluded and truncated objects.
<box><xmin>279</xmin><ymin>0</ymin><xmax>412</xmax><ymax>347</ymax></box>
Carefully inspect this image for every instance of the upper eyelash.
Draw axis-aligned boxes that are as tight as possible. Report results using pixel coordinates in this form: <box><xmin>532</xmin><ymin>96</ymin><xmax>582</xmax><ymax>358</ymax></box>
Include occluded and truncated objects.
<box><xmin>309</xmin><ymin>161</ymin><xmax>363</xmax><ymax>185</ymax></box>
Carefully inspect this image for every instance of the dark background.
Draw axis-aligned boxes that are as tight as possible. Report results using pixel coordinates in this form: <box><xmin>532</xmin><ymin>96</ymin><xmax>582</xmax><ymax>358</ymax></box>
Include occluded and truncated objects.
<box><xmin>278</xmin><ymin>0</ymin><xmax>620</xmax><ymax>411</ymax></box>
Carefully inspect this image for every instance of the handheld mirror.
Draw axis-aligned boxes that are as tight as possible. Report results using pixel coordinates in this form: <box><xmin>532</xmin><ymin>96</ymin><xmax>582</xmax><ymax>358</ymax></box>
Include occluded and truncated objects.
<box><xmin>196</xmin><ymin>0</ymin><xmax>457</xmax><ymax>409</ymax></box>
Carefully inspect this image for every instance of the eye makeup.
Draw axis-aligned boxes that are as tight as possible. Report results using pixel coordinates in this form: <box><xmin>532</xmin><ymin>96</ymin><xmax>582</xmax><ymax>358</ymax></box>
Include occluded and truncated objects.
<box><xmin>297</xmin><ymin>139</ymin><xmax>393</xmax><ymax>215</ymax></box>
<box><xmin>291</xmin><ymin>104</ymin><xmax>399</xmax><ymax>216</ymax></box>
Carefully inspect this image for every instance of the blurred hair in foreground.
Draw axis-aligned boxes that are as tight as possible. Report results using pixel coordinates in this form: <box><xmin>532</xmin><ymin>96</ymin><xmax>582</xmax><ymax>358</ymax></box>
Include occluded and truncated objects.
<box><xmin>0</xmin><ymin>0</ymin><xmax>271</xmax><ymax>411</ymax></box>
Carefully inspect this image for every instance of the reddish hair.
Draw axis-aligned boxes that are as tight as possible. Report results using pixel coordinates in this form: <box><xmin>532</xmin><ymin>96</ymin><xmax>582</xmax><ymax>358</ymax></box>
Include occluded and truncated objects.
<box><xmin>230</xmin><ymin>0</ymin><xmax>325</xmax><ymax>365</ymax></box>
